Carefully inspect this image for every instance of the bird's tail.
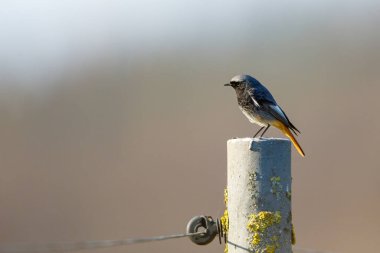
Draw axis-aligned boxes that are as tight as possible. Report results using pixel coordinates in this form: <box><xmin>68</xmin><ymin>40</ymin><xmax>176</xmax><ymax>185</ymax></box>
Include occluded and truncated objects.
<box><xmin>272</xmin><ymin>121</ymin><xmax>305</xmax><ymax>157</ymax></box>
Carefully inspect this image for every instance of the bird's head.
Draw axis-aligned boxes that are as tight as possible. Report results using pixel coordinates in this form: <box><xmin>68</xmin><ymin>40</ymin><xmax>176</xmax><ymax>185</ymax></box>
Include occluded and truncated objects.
<box><xmin>224</xmin><ymin>74</ymin><xmax>258</xmax><ymax>90</ymax></box>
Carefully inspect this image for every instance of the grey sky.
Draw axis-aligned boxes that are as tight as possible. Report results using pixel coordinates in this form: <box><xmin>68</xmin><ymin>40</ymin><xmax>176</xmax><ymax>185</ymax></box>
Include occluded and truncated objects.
<box><xmin>0</xmin><ymin>0</ymin><xmax>379</xmax><ymax>86</ymax></box>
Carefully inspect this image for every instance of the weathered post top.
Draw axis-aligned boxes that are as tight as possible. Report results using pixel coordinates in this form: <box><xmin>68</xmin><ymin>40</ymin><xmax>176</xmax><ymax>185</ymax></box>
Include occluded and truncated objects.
<box><xmin>227</xmin><ymin>138</ymin><xmax>292</xmax><ymax>253</ymax></box>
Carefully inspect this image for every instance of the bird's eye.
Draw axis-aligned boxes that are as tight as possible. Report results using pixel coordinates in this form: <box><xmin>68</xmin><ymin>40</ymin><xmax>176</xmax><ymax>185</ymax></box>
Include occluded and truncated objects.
<box><xmin>230</xmin><ymin>81</ymin><xmax>243</xmax><ymax>87</ymax></box>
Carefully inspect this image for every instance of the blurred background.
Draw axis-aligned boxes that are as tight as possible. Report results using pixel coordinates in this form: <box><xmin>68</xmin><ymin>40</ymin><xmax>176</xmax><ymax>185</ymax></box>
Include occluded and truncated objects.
<box><xmin>0</xmin><ymin>0</ymin><xmax>379</xmax><ymax>253</ymax></box>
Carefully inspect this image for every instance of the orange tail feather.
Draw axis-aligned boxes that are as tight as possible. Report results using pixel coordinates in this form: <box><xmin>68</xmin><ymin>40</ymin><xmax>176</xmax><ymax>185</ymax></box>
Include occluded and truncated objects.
<box><xmin>273</xmin><ymin>121</ymin><xmax>305</xmax><ymax>157</ymax></box>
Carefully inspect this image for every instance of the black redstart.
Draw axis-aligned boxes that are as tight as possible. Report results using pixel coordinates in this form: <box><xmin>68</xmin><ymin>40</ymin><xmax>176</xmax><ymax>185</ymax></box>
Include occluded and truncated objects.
<box><xmin>225</xmin><ymin>74</ymin><xmax>305</xmax><ymax>157</ymax></box>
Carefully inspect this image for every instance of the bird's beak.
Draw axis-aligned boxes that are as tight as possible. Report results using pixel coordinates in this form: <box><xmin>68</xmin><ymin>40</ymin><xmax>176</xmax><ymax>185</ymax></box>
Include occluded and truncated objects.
<box><xmin>224</xmin><ymin>83</ymin><xmax>231</xmax><ymax>86</ymax></box>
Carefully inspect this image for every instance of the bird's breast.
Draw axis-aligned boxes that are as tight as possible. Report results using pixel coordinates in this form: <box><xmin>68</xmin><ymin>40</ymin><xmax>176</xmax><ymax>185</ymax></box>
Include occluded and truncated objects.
<box><xmin>239</xmin><ymin>106</ymin><xmax>267</xmax><ymax>127</ymax></box>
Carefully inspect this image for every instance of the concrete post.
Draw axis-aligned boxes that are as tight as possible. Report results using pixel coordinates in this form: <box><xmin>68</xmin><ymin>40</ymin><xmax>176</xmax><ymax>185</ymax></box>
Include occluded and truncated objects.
<box><xmin>226</xmin><ymin>138</ymin><xmax>292</xmax><ymax>253</ymax></box>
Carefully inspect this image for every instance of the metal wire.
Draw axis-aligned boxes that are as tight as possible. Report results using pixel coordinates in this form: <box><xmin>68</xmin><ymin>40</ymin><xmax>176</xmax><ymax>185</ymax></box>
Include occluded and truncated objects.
<box><xmin>0</xmin><ymin>231</ymin><xmax>206</xmax><ymax>253</ymax></box>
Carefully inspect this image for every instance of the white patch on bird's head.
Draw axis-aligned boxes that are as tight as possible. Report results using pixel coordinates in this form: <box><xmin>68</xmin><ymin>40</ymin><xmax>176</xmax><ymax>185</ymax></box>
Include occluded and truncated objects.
<box><xmin>230</xmin><ymin>75</ymin><xmax>247</xmax><ymax>83</ymax></box>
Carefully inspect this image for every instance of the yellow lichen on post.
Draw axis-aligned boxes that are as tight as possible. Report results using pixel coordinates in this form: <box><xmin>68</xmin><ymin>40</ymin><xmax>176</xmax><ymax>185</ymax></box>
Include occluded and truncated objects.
<box><xmin>265</xmin><ymin>236</ymin><xmax>280</xmax><ymax>253</ymax></box>
<box><xmin>224</xmin><ymin>188</ymin><xmax>228</xmax><ymax>205</ymax></box>
<box><xmin>247</xmin><ymin>211</ymin><xmax>281</xmax><ymax>233</ymax></box>
<box><xmin>221</xmin><ymin>188</ymin><xmax>229</xmax><ymax>253</ymax></box>
<box><xmin>252</xmin><ymin>232</ymin><xmax>261</xmax><ymax>245</ymax></box>
<box><xmin>270</xmin><ymin>176</ymin><xmax>283</xmax><ymax>200</ymax></box>
<box><xmin>247</xmin><ymin>211</ymin><xmax>282</xmax><ymax>252</ymax></box>
<box><xmin>221</xmin><ymin>210</ymin><xmax>229</xmax><ymax>234</ymax></box>
<box><xmin>221</xmin><ymin>188</ymin><xmax>229</xmax><ymax>234</ymax></box>
<box><xmin>266</xmin><ymin>244</ymin><xmax>276</xmax><ymax>253</ymax></box>
<box><xmin>291</xmin><ymin>224</ymin><xmax>296</xmax><ymax>245</ymax></box>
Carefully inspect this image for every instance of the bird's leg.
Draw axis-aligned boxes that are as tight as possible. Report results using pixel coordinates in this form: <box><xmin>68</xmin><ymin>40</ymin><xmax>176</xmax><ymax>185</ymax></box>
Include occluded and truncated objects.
<box><xmin>260</xmin><ymin>124</ymin><xmax>270</xmax><ymax>138</ymax></box>
<box><xmin>253</xmin><ymin>126</ymin><xmax>265</xmax><ymax>138</ymax></box>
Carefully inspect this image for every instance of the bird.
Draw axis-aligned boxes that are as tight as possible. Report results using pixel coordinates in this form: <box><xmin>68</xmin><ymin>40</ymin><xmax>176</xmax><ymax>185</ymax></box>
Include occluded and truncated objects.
<box><xmin>224</xmin><ymin>74</ymin><xmax>305</xmax><ymax>157</ymax></box>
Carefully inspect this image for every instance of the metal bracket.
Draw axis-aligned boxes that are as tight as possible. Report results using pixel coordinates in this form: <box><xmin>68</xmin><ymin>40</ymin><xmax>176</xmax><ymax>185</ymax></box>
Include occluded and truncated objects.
<box><xmin>186</xmin><ymin>216</ymin><xmax>226</xmax><ymax>245</ymax></box>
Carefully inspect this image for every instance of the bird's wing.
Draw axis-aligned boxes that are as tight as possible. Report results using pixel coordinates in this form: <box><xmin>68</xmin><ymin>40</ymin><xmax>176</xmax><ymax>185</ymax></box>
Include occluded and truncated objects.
<box><xmin>264</xmin><ymin>102</ymin><xmax>301</xmax><ymax>135</ymax></box>
<box><xmin>264</xmin><ymin>103</ymin><xmax>290</xmax><ymax>125</ymax></box>
<box><xmin>246</xmin><ymin>88</ymin><xmax>268</xmax><ymax>107</ymax></box>
<box><xmin>248</xmin><ymin>87</ymin><xmax>300</xmax><ymax>135</ymax></box>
